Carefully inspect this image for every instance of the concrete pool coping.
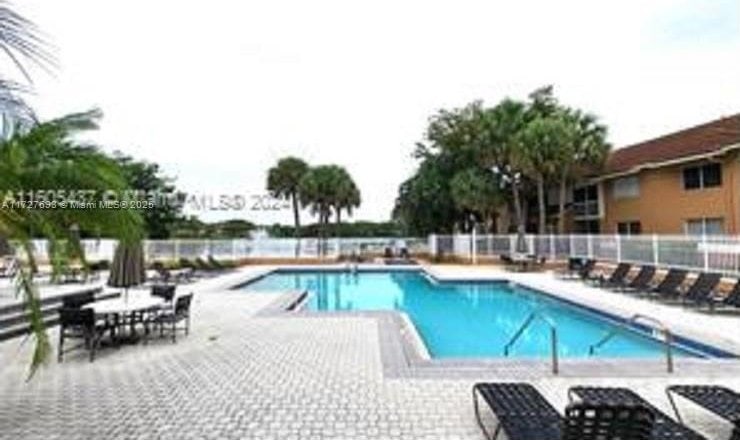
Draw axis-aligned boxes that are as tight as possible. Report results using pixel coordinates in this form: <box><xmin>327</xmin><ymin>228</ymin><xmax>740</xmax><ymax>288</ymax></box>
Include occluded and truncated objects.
<box><xmin>230</xmin><ymin>264</ymin><xmax>740</xmax><ymax>379</ymax></box>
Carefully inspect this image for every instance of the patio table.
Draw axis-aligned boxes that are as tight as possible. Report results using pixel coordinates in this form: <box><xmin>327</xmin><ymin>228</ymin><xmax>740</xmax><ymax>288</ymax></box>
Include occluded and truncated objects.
<box><xmin>84</xmin><ymin>296</ymin><xmax>164</xmax><ymax>343</ymax></box>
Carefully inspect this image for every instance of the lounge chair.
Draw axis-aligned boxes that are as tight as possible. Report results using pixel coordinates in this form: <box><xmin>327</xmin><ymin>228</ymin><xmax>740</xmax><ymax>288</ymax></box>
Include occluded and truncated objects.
<box><xmin>472</xmin><ymin>382</ymin><xmax>655</xmax><ymax>440</ymax></box>
<box><xmin>576</xmin><ymin>259</ymin><xmax>596</xmax><ymax>281</ymax></box>
<box><xmin>646</xmin><ymin>268</ymin><xmax>688</xmax><ymax>299</ymax></box>
<box><xmin>593</xmin><ymin>263</ymin><xmax>631</xmax><ymax>287</ymax></box>
<box><xmin>666</xmin><ymin>385</ymin><xmax>740</xmax><ymax>429</ymax></box>
<box><xmin>614</xmin><ymin>265</ymin><xmax>656</xmax><ymax>292</ymax></box>
<box><xmin>568</xmin><ymin>386</ymin><xmax>706</xmax><ymax>440</ymax></box>
<box><xmin>208</xmin><ymin>255</ymin><xmax>226</xmax><ymax>270</ymax></box>
<box><xmin>61</xmin><ymin>290</ymin><xmax>96</xmax><ymax>309</ymax></box>
<box><xmin>708</xmin><ymin>279</ymin><xmax>740</xmax><ymax>311</ymax></box>
<box><xmin>151</xmin><ymin>284</ymin><xmax>176</xmax><ymax>303</ymax></box>
<box><xmin>679</xmin><ymin>272</ymin><xmax>722</xmax><ymax>306</ymax></box>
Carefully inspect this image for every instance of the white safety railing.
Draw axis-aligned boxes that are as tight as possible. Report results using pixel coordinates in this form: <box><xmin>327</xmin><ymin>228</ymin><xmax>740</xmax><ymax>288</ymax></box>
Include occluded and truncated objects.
<box><xmin>22</xmin><ymin>237</ymin><xmax>428</xmax><ymax>263</ymax></box>
<box><xmin>429</xmin><ymin>233</ymin><xmax>740</xmax><ymax>276</ymax></box>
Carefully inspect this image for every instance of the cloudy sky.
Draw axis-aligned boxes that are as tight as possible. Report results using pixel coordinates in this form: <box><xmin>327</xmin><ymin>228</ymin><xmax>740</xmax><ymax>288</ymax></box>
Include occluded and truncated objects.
<box><xmin>17</xmin><ymin>0</ymin><xmax>740</xmax><ymax>224</ymax></box>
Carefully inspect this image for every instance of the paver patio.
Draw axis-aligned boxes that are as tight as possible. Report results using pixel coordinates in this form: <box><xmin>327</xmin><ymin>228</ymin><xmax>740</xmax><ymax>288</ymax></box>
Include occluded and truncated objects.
<box><xmin>1</xmin><ymin>266</ymin><xmax>739</xmax><ymax>439</ymax></box>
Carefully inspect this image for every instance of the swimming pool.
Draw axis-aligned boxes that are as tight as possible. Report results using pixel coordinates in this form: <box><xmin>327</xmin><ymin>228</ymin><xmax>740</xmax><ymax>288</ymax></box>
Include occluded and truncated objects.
<box><xmin>240</xmin><ymin>269</ymin><xmax>717</xmax><ymax>359</ymax></box>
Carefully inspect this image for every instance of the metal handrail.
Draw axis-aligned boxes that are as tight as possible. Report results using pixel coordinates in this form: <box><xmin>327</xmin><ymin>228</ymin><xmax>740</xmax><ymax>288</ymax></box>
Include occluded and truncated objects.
<box><xmin>503</xmin><ymin>310</ymin><xmax>559</xmax><ymax>374</ymax></box>
<box><xmin>588</xmin><ymin>313</ymin><xmax>674</xmax><ymax>373</ymax></box>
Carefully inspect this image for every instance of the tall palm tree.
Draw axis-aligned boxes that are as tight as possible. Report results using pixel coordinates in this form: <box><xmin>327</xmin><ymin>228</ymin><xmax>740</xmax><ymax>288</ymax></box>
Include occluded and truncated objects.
<box><xmin>298</xmin><ymin>165</ymin><xmax>339</xmax><ymax>255</ymax></box>
<box><xmin>555</xmin><ymin>109</ymin><xmax>610</xmax><ymax>233</ymax></box>
<box><xmin>331</xmin><ymin>167</ymin><xmax>360</xmax><ymax>237</ymax></box>
<box><xmin>0</xmin><ymin>110</ymin><xmax>144</xmax><ymax>376</ymax></box>
<box><xmin>450</xmin><ymin>167</ymin><xmax>502</xmax><ymax>233</ymax></box>
<box><xmin>266</xmin><ymin>157</ymin><xmax>309</xmax><ymax>239</ymax></box>
<box><xmin>480</xmin><ymin>99</ymin><xmax>528</xmax><ymax>236</ymax></box>
<box><xmin>515</xmin><ymin>114</ymin><xmax>571</xmax><ymax>234</ymax></box>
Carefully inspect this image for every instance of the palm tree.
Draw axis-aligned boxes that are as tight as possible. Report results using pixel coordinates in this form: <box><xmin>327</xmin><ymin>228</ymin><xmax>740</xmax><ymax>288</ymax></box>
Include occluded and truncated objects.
<box><xmin>555</xmin><ymin>109</ymin><xmax>610</xmax><ymax>233</ymax></box>
<box><xmin>267</xmin><ymin>157</ymin><xmax>309</xmax><ymax>239</ymax></box>
<box><xmin>450</xmin><ymin>167</ymin><xmax>502</xmax><ymax>232</ymax></box>
<box><xmin>331</xmin><ymin>167</ymin><xmax>360</xmax><ymax>237</ymax></box>
<box><xmin>480</xmin><ymin>99</ymin><xmax>528</xmax><ymax>236</ymax></box>
<box><xmin>0</xmin><ymin>1</ymin><xmax>56</xmax><ymax>133</ymax></box>
<box><xmin>298</xmin><ymin>165</ymin><xmax>339</xmax><ymax>255</ymax></box>
<box><xmin>515</xmin><ymin>114</ymin><xmax>572</xmax><ymax>234</ymax></box>
<box><xmin>0</xmin><ymin>110</ymin><xmax>144</xmax><ymax>376</ymax></box>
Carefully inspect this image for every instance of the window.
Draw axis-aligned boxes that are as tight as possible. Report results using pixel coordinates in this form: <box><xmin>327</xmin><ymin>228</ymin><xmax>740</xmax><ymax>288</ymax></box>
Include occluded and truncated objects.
<box><xmin>685</xmin><ymin>217</ymin><xmax>724</xmax><ymax>236</ymax></box>
<box><xmin>612</xmin><ymin>176</ymin><xmax>639</xmax><ymax>199</ymax></box>
<box><xmin>572</xmin><ymin>184</ymin><xmax>600</xmax><ymax>217</ymax></box>
<box><xmin>617</xmin><ymin>221</ymin><xmax>641</xmax><ymax>235</ymax></box>
<box><xmin>683</xmin><ymin>163</ymin><xmax>722</xmax><ymax>190</ymax></box>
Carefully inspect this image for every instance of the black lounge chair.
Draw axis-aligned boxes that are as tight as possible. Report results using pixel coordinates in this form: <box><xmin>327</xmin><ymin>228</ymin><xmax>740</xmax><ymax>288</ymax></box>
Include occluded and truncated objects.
<box><xmin>577</xmin><ymin>259</ymin><xmax>596</xmax><ymax>280</ymax></box>
<box><xmin>569</xmin><ymin>386</ymin><xmax>706</xmax><ymax>440</ymax></box>
<box><xmin>711</xmin><ymin>279</ymin><xmax>740</xmax><ymax>311</ymax></box>
<box><xmin>473</xmin><ymin>383</ymin><xmax>655</xmax><ymax>440</ymax></box>
<box><xmin>58</xmin><ymin>307</ymin><xmax>113</xmax><ymax>362</ymax></box>
<box><xmin>666</xmin><ymin>385</ymin><xmax>740</xmax><ymax>429</ymax></box>
<box><xmin>680</xmin><ymin>273</ymin><xmax>722</xmax><ymax>306</ymax></box>
<box><xmin>557</xmin><ymin>257</ymin><xmax>583</xmax><ymax>279</ymax></box>
<box><xmin>615</xmin><ymin>265</ymin><xmax>656</xmax><ymax>292</ymax></box>
<box><xmin>647</xmin><ymin>268</ymin><xmax>688</xmax><ymax>299</ymax></box>
<box><xmin>595</xmin><ymin>263</ymin><xmax>632</xmax><ymax>287</ymax></box>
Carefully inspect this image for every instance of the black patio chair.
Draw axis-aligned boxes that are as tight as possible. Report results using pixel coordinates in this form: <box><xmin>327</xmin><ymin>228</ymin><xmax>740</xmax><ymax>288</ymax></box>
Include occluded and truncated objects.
<box><xmin>472</xmin><ymin>383</ymin><xmax>655</xmax><ymax>440</ymax></box>
<box><xmin>147</xmin><ymin>293</ymin><xmax>193</xmax><ymax>343</ymax></box>
<box><xmin>207</xmin><ymin>255</ymin><xmax>226</xmax><ymax>270</ymax></box>
<box><xmin>647</xmin><ymin>268</ymin><xmax>688</xmax><ymax>299</ymax></box>
<box><xmin>595</xmin><ymin>263</ymin><xmax>632</xmax><ymax>287</ymax></box>
<box><xmin>616</xmin><ymin>265</ymin><xmax>656</xmax><ymax>292</ymax></box>
<box><xmin>568</xmin><ymin>386</ymin><xmax>706</xmax><ymax>440</ymax></box>
<box><xmin>680</xmin><ymin>272</ymin><xmax>722</xmax><ymax>306</ymax></box>
<box><xmin>58</xmin><ymin>307</ymin><xmax>113</xmax><ymax>362</ymax></box>
<box><xmin>151</xmin><ymin>284</ymin><xmax>176</xmax><ymax>303</ymax></box>
<box><xmin>711</xmin><ymin>279</ymin><xmax>740</xmax><ymax>311</ymax></box>
<box><xmin>666</xmin><ymin>385</ymin><xmax>740</xmax><ymax>429</ymax></box>
<box><xmin>61</xmin><ymin>290</ymin><xmax>96</xmax><ymax>309</ymax></box>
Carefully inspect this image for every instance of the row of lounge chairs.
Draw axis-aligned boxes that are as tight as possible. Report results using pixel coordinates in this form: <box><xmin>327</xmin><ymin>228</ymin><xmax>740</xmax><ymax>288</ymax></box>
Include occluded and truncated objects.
<box><xmin>563</xmin><ymin>258</ymin><xmax>740</xmax><ymax>311</ymax></box>
<box><xmin>474</xmin><ymin>382</ymin><xmax>740</xmax><ymax>440</ymax></box>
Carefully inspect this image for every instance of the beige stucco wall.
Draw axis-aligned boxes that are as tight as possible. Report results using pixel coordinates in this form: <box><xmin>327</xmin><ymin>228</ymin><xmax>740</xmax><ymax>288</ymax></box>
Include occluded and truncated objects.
<box><xmin>602</xmin><ymin>152</ymin><xmax>740</xmax><ymax>234</ymax></box>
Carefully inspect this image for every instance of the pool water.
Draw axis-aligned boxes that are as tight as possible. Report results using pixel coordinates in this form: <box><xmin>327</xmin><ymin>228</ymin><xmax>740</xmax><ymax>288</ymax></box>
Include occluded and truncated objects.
<box><xmin>241</xmin><ymin>270</ymin><xmax>700</xmax><ymax>359</ymax></box>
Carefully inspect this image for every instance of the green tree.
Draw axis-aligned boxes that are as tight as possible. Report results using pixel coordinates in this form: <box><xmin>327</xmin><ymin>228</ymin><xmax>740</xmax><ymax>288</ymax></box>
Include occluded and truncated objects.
<box><xmin>113</xmin><ymin>153</ymin><xmax>183</xmax><ymax>239</ymax></box>
<box><xmin>0</xmin><ymin>110</ymin><xmax>143</xmax><ymax>376</ymax></box>
<box><xmin>331</xmin><ymin>167</ymin><xmax>361</xmax><ymax>236</ymax></box>
<box><xmin>267</xmin><ymin>157</ymin><xmax>309</xmax><ymax>240</ymax></box>
<box><xmin>450</xmin><ymin>168</ymin><xmax>502</xmax><ymax>232</ymax></box>
<box><xmin>515</xmin><ymin>114</ymin><xmax>571</xmax><ymax>233</ymax></box>
<box><xmin>555</xmin><ymin>109</ymin><xmax>610</xmax><ymax>232</ymax></box>
<box><xmin>298</xmin><ymin>165</ymin><xmax>343</xmax><ymax>253</ymax></box>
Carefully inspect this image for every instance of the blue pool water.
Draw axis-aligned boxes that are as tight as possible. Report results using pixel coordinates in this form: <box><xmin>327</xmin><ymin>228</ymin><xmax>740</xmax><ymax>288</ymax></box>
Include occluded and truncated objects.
<box><xmin>241</xmin><ymin>270</ymin><xmax>702</xmax><ymax>359</ymax></box>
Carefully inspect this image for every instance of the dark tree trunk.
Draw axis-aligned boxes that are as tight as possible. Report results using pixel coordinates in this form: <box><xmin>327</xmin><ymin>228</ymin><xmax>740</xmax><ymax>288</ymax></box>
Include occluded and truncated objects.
<box><xmin>537</xmin><ymin>175</ymin><xmax>546</xmax><ymax>234</ymax></box>
<box><xmin>557</xmin><ymin>171</ymin><xmax>568</xmax><ymax>234</ymax></box>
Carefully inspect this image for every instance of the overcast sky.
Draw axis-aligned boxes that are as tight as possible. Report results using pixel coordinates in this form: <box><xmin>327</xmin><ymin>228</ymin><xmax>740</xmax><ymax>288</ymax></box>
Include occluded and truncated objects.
<box><xmin>17</xmin><ymin>0</ymin><xmax>740</xmax><ymax>224</ymax></box>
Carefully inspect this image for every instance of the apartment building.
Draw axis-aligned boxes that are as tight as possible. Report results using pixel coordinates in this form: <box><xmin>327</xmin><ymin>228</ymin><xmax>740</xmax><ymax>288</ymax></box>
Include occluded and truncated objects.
<box><xmin>572</xmin><ymin>113</ymin><xmax>740</xmax><ymax>235</ymax></box>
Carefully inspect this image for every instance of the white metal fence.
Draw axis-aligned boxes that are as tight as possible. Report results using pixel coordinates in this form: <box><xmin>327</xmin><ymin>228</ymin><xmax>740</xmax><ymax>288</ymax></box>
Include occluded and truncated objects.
<box><xmin>25</xmin><ymin>237</ymin><xmax>429</xmax><ymax>263</ymax></box>
<box><xmin>429</xmin><ymin>233</ymin><xmax>740</xmax><ymax>276</ymax></box>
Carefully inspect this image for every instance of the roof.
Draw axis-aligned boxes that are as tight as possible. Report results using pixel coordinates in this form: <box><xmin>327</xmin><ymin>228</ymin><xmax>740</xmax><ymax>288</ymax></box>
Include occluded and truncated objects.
<box><xmin>604</xmin><ymin>113</ymin><xmax>740</xmax><ymax>176</ymax></box>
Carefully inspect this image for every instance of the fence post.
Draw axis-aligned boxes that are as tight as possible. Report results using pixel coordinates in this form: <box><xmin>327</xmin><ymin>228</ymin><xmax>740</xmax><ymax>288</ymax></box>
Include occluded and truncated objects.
<box><xmin>509</xmin><ymin>234</ymin><xmax>516</xmax><ymax>255</ymax></box>
<box><xmin>569</xmin><ymin>234</ymin><xmax>574</xmax><ymax>257</ymax></box>
<box><xmin>702</xmin><ymin>234</ymin><xmax>710</xmax><ymax>271</ymax></box>
<box><xmin>587</xmin><ymin>234</ymin><xmax>593</xmax><ymax>259</ymax></box>
<box><xmin>174</xmin><ymin>240</ymin><xmax>180</xmax><ymax>262</ymax></box>
<box><xmin>429</xmin><ymin>234</ymin><xmax>437</xmax><ymax>257</ymax></box>
<box><xmin>652</xmin><ymin>234</ymin><xmax>659</xmax><ymax>266</ymax></box>
<box><xmin>615</xmin><ymin>234</ymin><xmax>622</xmax><ymax>263</ymax></box>
<box><xmin>471</xmin><ymin>229</ymin><xmax>477</xmax><ymax>264</ymax></box>
<box><xmin>549</xmin><ymin>234</ymin><xmax>556</xmax><ymax>260</ymax></box>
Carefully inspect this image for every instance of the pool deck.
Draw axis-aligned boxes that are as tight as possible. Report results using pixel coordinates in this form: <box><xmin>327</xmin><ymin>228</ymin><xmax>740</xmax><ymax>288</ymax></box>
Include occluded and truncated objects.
<box><xmin>1</xmin><ymin>264</ymin><xmax>740</xmax><ymax>439</ymax></box>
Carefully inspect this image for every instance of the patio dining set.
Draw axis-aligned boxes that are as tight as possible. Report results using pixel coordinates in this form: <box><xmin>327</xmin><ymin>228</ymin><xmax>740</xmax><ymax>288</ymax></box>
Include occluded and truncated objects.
<box><xmin>57</xmin><ymin>285</ymin><xmax>193</xmax><ymax>362</ymax></box>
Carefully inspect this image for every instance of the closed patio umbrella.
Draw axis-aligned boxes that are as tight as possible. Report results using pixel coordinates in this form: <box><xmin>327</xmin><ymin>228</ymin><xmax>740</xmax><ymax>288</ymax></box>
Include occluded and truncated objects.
<box><xmin>108</xmin><ymin>241</ymin><xmax>145</xmax><ymax>301</ymax></box>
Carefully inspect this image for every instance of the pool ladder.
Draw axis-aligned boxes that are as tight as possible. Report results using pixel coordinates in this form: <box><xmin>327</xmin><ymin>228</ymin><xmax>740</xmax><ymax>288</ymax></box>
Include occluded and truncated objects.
<box><xmin>588</xmin><ymin>313</ymin><xmax>674</xmax><ymax>373</ymax></box>
<box><xmin>503</xmin><ymin>311</ymin><xmax>559</xmax><ymax>374</ymax></box>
